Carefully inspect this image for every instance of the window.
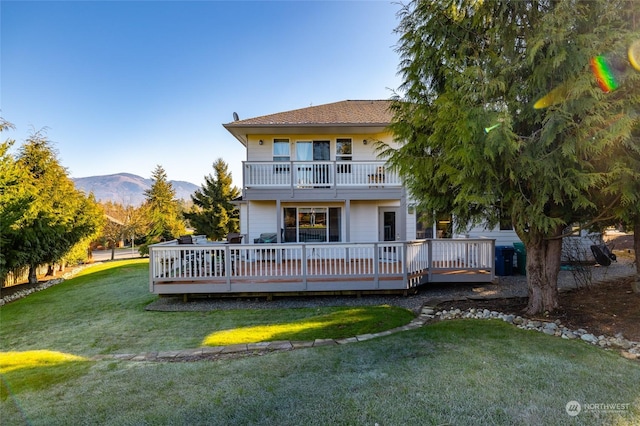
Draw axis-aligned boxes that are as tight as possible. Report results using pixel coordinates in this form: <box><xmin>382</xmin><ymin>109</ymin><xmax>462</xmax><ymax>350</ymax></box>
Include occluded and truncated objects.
<box><xmin>273</xmin><ymin>139</ymin><xmax>290</xmax><ymax>173</ymax></box>
<box><xmin>283</xmin><ymin>207</ymin><xmax>342</xmax><ymax>242</ymax></box>
<box><xmin>336</xmin><ymin>138</ymin><xmax>352</xmax><ymax>173</ymax></box>
<box><xmin>273</xmin><ymin>139</ymin><xmax>290</xmax><ymax>161</ymax></box>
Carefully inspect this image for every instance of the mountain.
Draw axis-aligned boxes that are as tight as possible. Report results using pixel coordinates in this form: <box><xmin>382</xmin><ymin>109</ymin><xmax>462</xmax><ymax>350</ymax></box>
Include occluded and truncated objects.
<box><xmin>72</xmin><ymin>173</ymin><xmax>200</xmax><ymax>206</ymax></box>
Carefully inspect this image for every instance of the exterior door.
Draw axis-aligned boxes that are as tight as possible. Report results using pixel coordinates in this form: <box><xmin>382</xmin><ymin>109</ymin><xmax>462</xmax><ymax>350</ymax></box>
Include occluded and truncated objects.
<box><xmin>379</xmin><ymin>208</ymin><xmax>399</xmax><ymax>241</ymax></box>
<box><xmin>379</xmin><ymin>208</ymin><xmax>399</xmax><ymax>261</ymax></box>
<box><xmin>296</xmin><ymin>141</ymin><xmax>313</xmax><ymax>186</ymax></box>
<box><xmin>313</xmin><ymin>140</ymin><xmax>330</xmax><ymax>186</ymax></box>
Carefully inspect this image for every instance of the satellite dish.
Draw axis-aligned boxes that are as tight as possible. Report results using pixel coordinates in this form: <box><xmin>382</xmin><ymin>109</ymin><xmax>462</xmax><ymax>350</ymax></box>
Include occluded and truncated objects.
<box><xmin>233</xmin><ymin>112</ymin><xmax>239</xmax><ymax>121</ymax></box>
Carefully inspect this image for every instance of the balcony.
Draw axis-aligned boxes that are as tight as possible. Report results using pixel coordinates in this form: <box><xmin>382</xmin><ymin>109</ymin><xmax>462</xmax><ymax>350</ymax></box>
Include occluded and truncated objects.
<box><xmin>243</xmin><ymin>161</ymin><xmax>401</xmax><ymax>189</ymax></box>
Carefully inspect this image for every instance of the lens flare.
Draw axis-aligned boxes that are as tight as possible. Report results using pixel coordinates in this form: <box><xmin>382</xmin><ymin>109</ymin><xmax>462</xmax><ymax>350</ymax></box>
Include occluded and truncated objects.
<box><xmin>484</xmin><ymin>123</ymin><xmax>501</xmax><ymax>133</ymax></box>
<box><xmin>533</xmin><ymin>84</ymin><xmax>568</xmax><ymax>109</ymax></box>
<box><xmin>629</xmin><ymin>40</ymin><xmax>640</xmax><ymax>72</ymax></box>
<box><xmin>590</xmin><ymin>56</ymin><xmax>619</xmax><ymax>92</ymax></box>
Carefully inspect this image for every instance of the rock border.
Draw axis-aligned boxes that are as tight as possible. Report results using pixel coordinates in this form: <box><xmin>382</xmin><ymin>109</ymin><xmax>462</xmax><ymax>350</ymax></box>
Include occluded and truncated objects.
<box><xmin>430</xmin><ymin>307</ymin><xmax>640</xmax><ymax>360</ymax></box>
<box><xmin>0</xmin><ymin>264</ymin><xmax>97</xmax><ymax>306</ymax></box>
<box><xmin>93</xmin><ymin>305</ymin><xmax>640</xmax><ymax>363</ymax></box>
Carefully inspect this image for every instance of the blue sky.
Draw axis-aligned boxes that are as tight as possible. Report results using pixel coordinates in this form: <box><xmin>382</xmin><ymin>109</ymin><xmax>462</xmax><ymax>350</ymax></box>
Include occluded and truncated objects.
<box><xmin>1</xmin><ymin>1</ymin><xmax>403</xmax><ymax>188</ymax></box>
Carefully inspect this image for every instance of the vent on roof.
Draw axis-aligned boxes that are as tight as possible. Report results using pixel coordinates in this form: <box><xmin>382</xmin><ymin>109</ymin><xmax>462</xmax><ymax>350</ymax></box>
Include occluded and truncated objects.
<box><xmin>233</xmin><ymin>112</ymin><xmax>239</xmax><ymax>121</ymax></box>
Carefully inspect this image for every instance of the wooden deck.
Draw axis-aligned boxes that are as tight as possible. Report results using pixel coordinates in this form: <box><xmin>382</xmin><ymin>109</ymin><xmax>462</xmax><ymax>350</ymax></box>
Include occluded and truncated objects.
<box><xmin>149</xmin><ymin>239</ymin><xmax>495</xmax><ymax>296</ymax></box>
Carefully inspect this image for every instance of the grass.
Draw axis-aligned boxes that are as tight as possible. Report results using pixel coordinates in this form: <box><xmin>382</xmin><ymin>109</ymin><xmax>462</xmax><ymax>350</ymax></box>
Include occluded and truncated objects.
<box><xmin>203</xmin><ymin>305</ymin><xmax>411</xmax><ymax>345</ymax></box>
<box><xmin>0</xmin><ymin>259</ymin><xmax>413</xmax><ymax>356</ymax></box>
<box><xmin>1</xmin><ymin>259</ymin><xmax>639</xmax><ymax>425</ymax></box>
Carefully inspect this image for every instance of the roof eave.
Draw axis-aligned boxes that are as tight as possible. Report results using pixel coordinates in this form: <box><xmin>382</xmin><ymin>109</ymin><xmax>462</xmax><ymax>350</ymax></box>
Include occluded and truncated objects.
<box><xmin>223</xmin><ymin>122</ymin><xmax>390</xmax><ymax>146</ymax></box>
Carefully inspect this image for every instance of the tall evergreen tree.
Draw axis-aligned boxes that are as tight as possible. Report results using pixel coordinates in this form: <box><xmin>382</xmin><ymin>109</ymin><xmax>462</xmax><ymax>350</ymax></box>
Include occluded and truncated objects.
<box><xmin>11</xmin><ymin>131</ymin><xmax>103</xmax><ymax>283</ymax></box>
<box><xmin>143</xmin><ymin>165</ymin><xmax>185</xmax><ymax>244</ymax></box>
<box><xmin>0</xmin><ymin>120</ymin><xmax>35</xmax><ymax>284</ymax></box>
<box><xmin>184</xmin><ymin>158</ymin><xmax>240</xmax><ymax>240</ymax></box>
<box><xmin>386</xmin><ymin>0</ymin><xmax>640</xmax><ymax>314</ymax></box>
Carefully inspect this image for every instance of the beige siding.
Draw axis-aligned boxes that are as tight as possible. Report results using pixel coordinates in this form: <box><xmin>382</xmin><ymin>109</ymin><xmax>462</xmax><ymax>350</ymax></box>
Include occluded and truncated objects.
<box><xmin>458</xmin><ymin>224</ymin><xmax>520</xmax><ymax>247</ymax></box>
<box><xmin>349</xmin><ymin>200</ymin><xmax>402</xmax><ymax>242</ymax></box>
<box><xmin>405</xmin><ymin>204</ymin><xmax>417</xmax><ymax>240</ymax></box>
<box><xmin>246</xmin><ymin>201</ymin><xmax>278</xmax><ymax>243</ymax></box>
<box><xmin>246</xmin><ymin>133</ymin><xmax>395</xmax><ymax>162</ymax></box>
<box><xmin>239</xmin><ymin>203</ymin><xmax>248</xmax><ymax>239</ymax></box>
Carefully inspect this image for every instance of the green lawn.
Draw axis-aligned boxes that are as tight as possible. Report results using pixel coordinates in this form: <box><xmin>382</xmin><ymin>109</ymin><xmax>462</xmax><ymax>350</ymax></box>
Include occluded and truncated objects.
<box><xmin>1</xmin><ymin>260</ymin><xmax>639</xmax><ymax>425</ymax></box>
<box><xmin>0</xmin><ymin>260</ymin><xmax>413</xmax><ymax>356</ymax></box>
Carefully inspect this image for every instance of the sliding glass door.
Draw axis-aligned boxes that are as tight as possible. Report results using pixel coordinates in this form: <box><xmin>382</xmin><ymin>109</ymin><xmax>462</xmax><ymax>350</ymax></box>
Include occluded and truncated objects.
<box><xmin>283</xmin><ymin>207</ymin><xmax>341</xmax><ymax>242</ymax></box>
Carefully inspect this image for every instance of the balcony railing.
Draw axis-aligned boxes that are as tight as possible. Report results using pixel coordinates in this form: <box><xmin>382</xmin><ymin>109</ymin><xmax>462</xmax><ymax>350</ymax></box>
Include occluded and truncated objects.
<box><xmin>149</xmin><ymin>238</ymin><xmax>496</xmax><ymax>295</ymax></box>
<box><xmin>243</xmin><ymin>161</ymin><xmax>401</xmax><ymax>189</ymax></box>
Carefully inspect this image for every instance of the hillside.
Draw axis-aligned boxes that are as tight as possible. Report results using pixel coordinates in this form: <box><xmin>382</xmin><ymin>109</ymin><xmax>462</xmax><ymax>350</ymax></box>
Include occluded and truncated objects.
<box><xmin>72</xmin><ymin>173</ymin><xmax>199</xmax><ymax>205</ymax></box>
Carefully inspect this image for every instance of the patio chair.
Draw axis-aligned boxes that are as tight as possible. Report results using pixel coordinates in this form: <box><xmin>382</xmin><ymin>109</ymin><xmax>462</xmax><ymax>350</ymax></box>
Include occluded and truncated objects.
<box><xmin>226</xmin><ymin>233</ymin><xmax>243</xmax><ymax>273</ymax></box>
<box><xmin>177</xmin><ymin>235</ymin><xmax>193</xmax><ymax>245</ymax></box>
<box><xmin>226</xmin><ymin>233</ymin><xmax>243</xmax><ymax>244</ymax></box>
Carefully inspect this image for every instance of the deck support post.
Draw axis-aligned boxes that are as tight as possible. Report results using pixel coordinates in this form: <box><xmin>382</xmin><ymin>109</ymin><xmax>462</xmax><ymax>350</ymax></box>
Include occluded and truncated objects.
<box><xmin>427</xmin><ymin>240</ymin><xmax>433</xmax><ymax>283</ymax></box>
<box><xmin>402</xmin><ymin>243</ymin><xmax>409</xmax><ymax>289</ymax></box>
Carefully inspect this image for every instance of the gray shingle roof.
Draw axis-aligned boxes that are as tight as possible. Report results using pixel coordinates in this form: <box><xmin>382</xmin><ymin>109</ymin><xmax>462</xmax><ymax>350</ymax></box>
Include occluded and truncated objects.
<box><xmin>224</xmin><ymin>100</ymin><xmax>393</xmax><ymax>127</ymax></box>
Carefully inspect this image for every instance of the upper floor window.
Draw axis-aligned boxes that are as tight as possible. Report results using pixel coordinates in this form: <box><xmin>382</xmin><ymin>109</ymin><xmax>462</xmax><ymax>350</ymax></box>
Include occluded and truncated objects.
<box><xmin>336</xmin><ymin>138</ymin><xmax>352</xmax><ymax>173</ymax></box>
<box><xmin>273</xmin><ymin>139</ymin><xmax>290</xmax><ymax>161</ymax></box>
<box><xmin>336</xmin><ymin>138</ymin><xmax>352</xmax><ymax>161</ymax></box>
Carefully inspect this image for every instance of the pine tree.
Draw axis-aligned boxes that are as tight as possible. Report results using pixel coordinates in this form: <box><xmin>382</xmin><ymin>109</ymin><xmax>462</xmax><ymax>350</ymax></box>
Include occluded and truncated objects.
<box><xmin>184</xmin><ymin>158</ymin><xmax>240</xmax><ymax>240</ymax></box>
<box><xmin>0</xmin><ymin>120</ymin><xmax>35</xmax><ymax>284</ymax></box>
<box><xmin>11</xmin><ymin>131</ymin><xmax>103</xmax><ymax>283</ymax></box>
<box><xmin>143</xmin><ymin>165</ymin><xmax>185</xmax><ymax>244</ymax></box>
<box><xmin>386</xmin><ymin>0</ymin><xmax>640</xmax><ymax>314</ymax></box>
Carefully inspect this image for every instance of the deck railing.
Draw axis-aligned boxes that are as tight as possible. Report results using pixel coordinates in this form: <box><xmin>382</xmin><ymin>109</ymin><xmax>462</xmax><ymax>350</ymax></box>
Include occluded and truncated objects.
<box><xmin>243</xmin><ymin>161</ymin><xmax>401</xmax><ymax>188</ymax></box>
<box><xmin>149</xmin><ymin>238</ymin><xmax>495</xmax><ymax>295</ymax></box>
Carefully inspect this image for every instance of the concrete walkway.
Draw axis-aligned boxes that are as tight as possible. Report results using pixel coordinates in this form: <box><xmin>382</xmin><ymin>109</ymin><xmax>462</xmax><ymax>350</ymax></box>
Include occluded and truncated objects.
<box><xmin>91</xmin><ymin>306</ymin><xmax>437</xmax><ymax>363</ymax></box>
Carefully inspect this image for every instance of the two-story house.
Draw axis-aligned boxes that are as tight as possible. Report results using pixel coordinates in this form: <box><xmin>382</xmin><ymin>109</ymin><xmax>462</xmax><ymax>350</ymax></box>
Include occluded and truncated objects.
<box><xmin>223</xmin><ymin>100</ymin><xmax>413</xmax><ymax>246</ymax></box>
<box><xmin>147</xmin><ymin>100</ymin><xmax>496</xmax><ymax>297</ymax></box>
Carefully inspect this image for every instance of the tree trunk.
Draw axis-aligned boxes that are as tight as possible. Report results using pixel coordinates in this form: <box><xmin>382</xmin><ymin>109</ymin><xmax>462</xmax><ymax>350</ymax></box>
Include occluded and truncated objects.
<box><xmin>28</xmin><ymin>265</ymin><xmax>38</xmax><ymax>284</ymax></box>
<box><xmin>111</xmin><ymin>245</ymin><xmax>116</xmax><ymax>261</ymax></box>
<box><xmin>524</xmin><ymin>230</ymin><xmax>563</xmax><ymax>315</ymax></box>
<box><xmin>632</xmin><ymin>219</ymin><xmax>640</xmax><ymax>294</ymax></box>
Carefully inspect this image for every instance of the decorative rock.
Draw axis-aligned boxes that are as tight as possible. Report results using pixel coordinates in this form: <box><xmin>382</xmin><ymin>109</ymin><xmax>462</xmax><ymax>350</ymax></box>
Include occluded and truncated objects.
<box><xmin>425</xmin><ymin>305</ymin><xmax>639</xmax><ymax>361</ymax></box>
<box><xmin>1</xmin><ymin>264</ymin><xmax>94</xmax><ymax>305</ymax></box>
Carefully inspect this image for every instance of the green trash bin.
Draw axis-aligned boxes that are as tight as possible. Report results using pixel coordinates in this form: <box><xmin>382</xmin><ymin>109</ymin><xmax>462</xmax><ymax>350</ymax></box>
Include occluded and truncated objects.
<box><xmin>513</xmin><ymin>242</ymin><xmax>526</xmax><ymax>275</ymax></box>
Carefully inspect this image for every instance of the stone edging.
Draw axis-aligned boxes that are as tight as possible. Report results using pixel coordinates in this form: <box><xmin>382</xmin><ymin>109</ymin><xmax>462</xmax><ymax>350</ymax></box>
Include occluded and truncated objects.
<box><xmin>431</xmin><ymin>307</ymin><xmax>640</xmax><ymax>360</ymax></box>
<box><xmin>0</xmin><ymin>264</ymin><xmax>97</xmax><ymax>306</ymax></box>
<box><xmin>92</xmin><ymin>305</ymin><xmax>640</xmax><ymax>363</ymax></box>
